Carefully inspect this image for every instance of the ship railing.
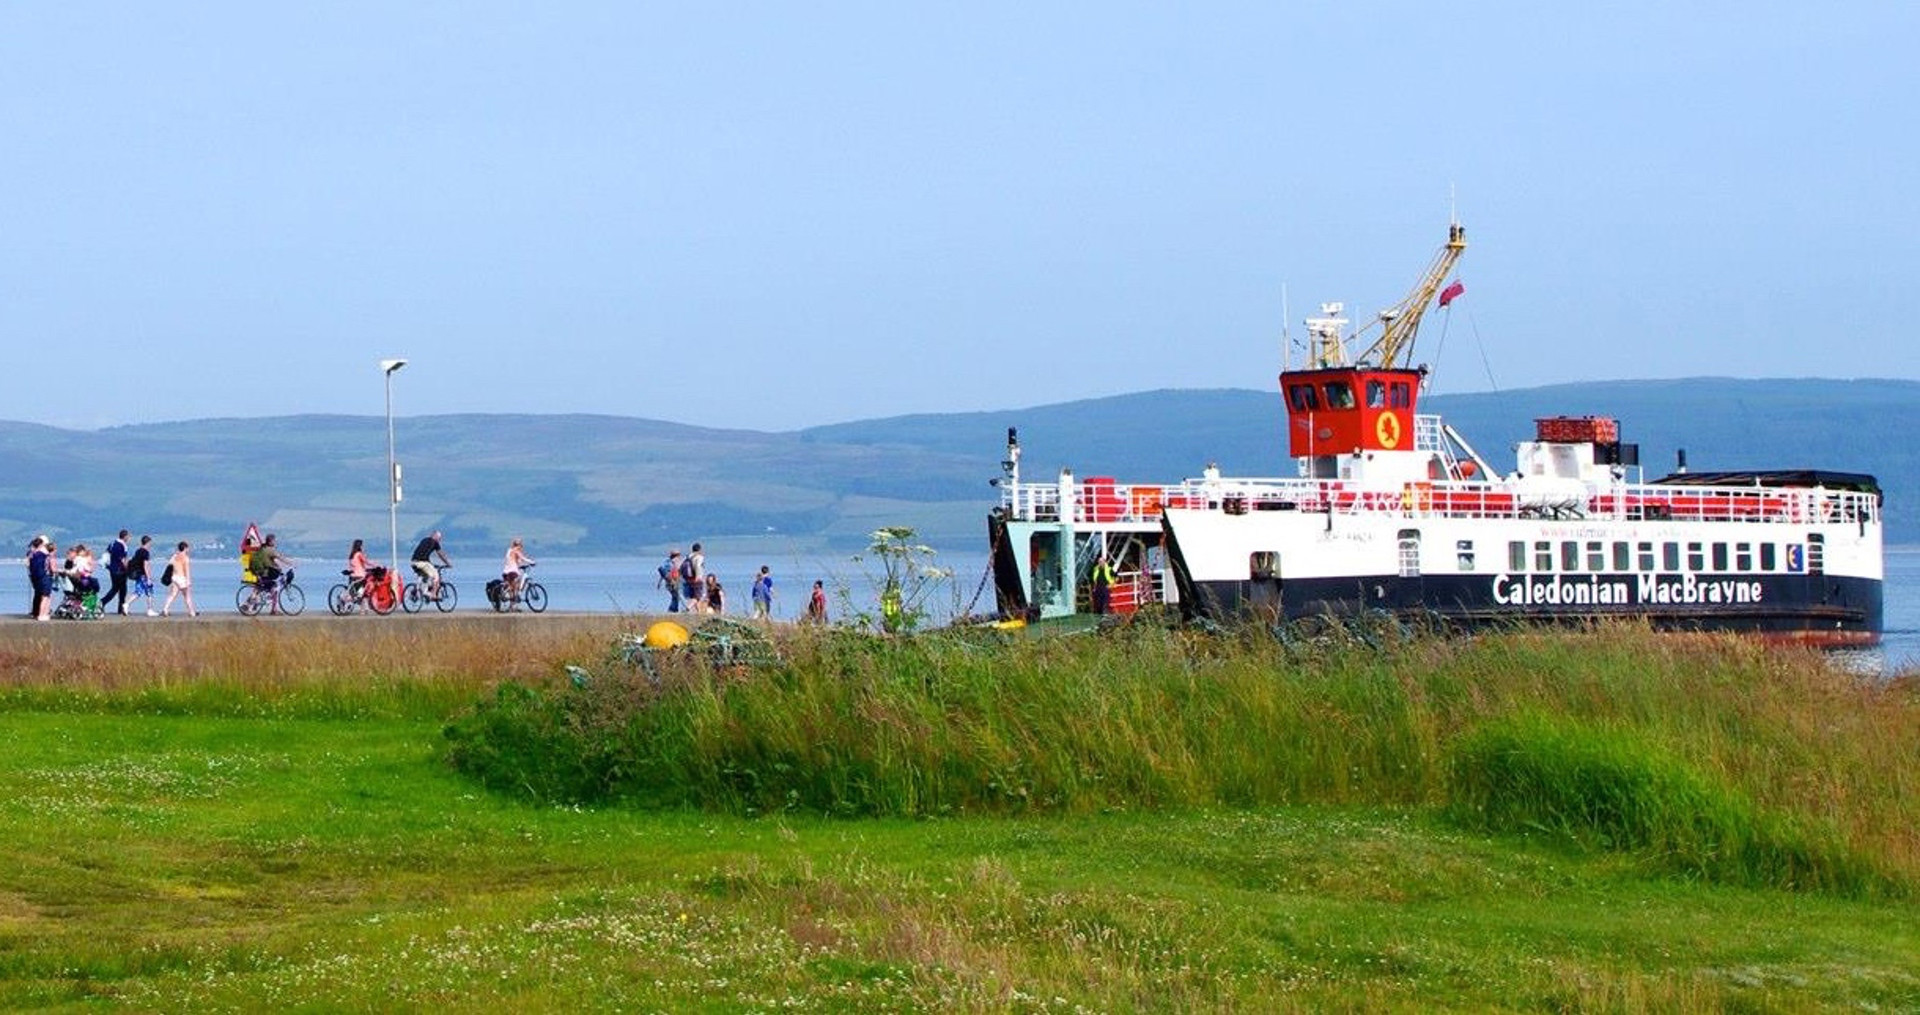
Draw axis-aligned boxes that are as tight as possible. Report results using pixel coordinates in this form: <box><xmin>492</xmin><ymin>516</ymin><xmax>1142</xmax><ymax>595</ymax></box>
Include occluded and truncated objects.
<box><xmin>1001</xmin><ymin>477</ymin><xmax>1329</xmax><ymax>523</ymax></box>
<box><xmin>1005</xmin><ymin>477</ymin><xmax>1879</xmax><ymax>527</ymax></box>
<box><xmin>1396</xmin><ymin>481</ymin><xmax>1879</xmax><ymax>525</ymax></box>
<box><xmin>1582</xmin><ymin>484</ymin><xmax>1879</xmax><ymax>526</ymax></box>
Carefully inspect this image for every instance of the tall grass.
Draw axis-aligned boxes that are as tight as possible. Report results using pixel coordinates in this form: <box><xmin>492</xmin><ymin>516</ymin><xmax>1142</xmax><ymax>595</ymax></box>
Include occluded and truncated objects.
<box><xmin>444</xmin><ymin>622</ymin><xmax>1919</xmax><ymax>895</ymax></box>
<box><xmin>0</xmin><ymin>621</ymin><xmax>624</xmax><ymax>719</ymax></box>
<box><xmin>1446</xmin><ymin>713</ymin><xmax>1886</xmax><ymax>894</ymax></box>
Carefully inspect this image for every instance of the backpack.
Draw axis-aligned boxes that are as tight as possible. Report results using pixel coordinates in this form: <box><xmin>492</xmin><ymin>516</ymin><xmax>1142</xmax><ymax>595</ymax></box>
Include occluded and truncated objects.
<box><xmin>680</xmin><ymin>557</ymin><xmax>697</xmax><ymax>582</ymax></box>
<box><xmin>160</xmin><ymin>563</ymin><xmax>175</xmax><ymax>587</ymax></box>
<box><xmin>658</xmin><ymin>561</ymin><xmax>673</xmax><ymax>584</ymax></box>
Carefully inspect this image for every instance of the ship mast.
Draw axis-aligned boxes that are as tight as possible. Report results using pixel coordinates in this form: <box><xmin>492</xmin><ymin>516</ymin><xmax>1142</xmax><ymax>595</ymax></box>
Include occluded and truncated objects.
<box><xmin>1304</xmin><ymin>303</ymin><xmax>1351</xmax><ymax>369</ymax></box>
<box><xmin>1349</xmin><ymin>221</ymin><xmax>1467</xmax><ymax>369</ymax></box>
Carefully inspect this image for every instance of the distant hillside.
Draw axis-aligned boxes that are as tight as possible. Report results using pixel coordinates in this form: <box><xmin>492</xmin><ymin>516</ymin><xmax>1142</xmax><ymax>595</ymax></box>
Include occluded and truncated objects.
<box><xmin>1</xmin><ymin>378</ymin><xmax>1912</xmax><ymax>559</ymax></box>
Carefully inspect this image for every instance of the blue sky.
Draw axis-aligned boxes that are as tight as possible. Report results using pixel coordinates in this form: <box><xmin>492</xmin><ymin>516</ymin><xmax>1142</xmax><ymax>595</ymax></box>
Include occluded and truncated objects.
<box><xmin>3</xmin><ymin>3</ymin><xmax>1914</xmax><ymax>432</ymax></box>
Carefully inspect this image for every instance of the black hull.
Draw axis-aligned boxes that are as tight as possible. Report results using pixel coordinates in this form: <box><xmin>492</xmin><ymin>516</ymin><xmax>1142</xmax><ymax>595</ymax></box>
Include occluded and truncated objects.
<box><xmin>1178</xmin><ymin>572</ymin><xmax>1884</xmax><ymax>647</ymax></box>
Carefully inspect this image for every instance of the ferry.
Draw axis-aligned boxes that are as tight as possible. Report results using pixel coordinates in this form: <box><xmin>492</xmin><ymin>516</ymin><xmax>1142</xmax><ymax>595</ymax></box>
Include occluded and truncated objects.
<box><xmin>987</xmin><ymin>223</ymin><xmax>1884</xmax><ymax>646</ymax></box>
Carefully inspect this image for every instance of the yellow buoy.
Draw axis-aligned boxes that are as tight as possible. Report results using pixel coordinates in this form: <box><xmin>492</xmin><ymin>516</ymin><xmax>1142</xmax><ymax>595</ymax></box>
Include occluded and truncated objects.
<box><xmin>643</xmin><ymin>621</ymin><xmax>691</xmax><ymax>649</ymax></box>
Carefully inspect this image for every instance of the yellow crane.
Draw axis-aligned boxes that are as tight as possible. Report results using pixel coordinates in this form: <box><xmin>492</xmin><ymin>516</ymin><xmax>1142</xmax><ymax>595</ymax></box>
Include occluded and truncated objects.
<box><xmin>1348</xmin><ymin>221</ymin><xmax>1467</xmax><ymax>370</ymax></box>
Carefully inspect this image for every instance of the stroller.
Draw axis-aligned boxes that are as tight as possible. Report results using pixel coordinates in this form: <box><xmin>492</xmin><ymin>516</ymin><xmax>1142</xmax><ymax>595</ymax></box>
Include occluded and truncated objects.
<box><xmin>52</xmin><ymin>572</ymin><xmax>103</xmax><ymax>620</ymax></box>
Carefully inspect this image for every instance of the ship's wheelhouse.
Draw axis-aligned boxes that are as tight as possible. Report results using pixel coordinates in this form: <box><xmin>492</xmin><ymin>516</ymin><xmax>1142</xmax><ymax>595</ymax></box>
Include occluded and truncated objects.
<box><xmin>1280</xmin><ymin>366</ymin><xmax>1422</xmax><ymax>459</ymax></box>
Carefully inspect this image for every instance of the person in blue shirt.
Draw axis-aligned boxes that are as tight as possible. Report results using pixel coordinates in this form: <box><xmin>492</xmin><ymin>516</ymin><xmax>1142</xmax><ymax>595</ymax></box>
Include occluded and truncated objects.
<box><xmin>751</xmin><ymin>565</ymin><xmax>774</xmax><ymax>620</ymax></box>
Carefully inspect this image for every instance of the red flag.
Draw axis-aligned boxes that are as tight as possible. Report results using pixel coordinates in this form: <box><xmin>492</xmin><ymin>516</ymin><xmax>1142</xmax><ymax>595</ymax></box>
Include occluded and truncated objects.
<box><xmin>1438</xmin><ymin>280</ymin><xmax>1465</xmax><ymax>308</ymax></box>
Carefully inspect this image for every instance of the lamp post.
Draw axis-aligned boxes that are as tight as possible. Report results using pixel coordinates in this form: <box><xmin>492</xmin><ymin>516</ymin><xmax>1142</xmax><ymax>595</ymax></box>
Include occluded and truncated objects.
<box><xmin>381</xmin><ymin>358</ymin><xmax>408</xmax><ymax>579</ymax></box>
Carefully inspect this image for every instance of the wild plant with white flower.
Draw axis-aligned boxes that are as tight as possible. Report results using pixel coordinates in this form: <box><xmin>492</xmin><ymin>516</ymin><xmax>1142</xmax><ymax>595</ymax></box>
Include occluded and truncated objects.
<box><xmin>844</xmin><ymin>526</ymin><xmax>951</xmax><ymax>633</ymax></box>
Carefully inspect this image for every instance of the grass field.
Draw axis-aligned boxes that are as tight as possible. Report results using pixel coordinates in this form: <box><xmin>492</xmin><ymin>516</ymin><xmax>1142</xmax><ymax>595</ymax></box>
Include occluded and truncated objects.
<box><xmin>0</xmin><ymin>623</ymin><xmax>1915</xmax><ymax>1011</ymax></box>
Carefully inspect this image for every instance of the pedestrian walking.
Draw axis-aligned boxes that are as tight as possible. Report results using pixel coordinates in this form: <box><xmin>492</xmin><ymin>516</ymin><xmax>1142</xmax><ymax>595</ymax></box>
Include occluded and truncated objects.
<box><xmin>683</xmin><ymin>542</ymin><xmax>706</xmax><ymax>613</ymax></box>
<box><xmin>658</xmin><ymin>549</ymin><xmax>684</xmax><ymax>613</ymax></box>
<box><xmin>102</xmin><ymin>529</ymin><xmax>132</xmax><ymax>615</ymax></box>
<box><xmin>128</xmin><ymin>535</ymin><xmax>156</xmax><ymax>615</ymax></box>
<box><xmin>160</xmin><ymin>541</ymin><xmax>197</xmax><ymax>617</ymax></box>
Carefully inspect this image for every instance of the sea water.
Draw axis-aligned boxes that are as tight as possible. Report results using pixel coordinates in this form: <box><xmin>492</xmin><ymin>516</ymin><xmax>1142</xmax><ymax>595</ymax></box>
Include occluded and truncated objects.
<box><xmin>504</xmin><ymin>552</ymin><xmax>1000</xmax><ymax>622</ymax></box>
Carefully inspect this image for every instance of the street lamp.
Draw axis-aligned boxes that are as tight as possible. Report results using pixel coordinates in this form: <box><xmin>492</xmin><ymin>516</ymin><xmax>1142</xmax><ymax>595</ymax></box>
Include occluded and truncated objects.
<box><xmin>381</xmin><ymin>358</ymin><xmax>408</xmax><ymax>580</ymax></box>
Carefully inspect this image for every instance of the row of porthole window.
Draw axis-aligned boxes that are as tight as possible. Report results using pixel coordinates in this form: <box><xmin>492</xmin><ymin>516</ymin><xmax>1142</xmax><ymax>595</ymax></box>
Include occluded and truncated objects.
<box><xmin>1252</xmin><ymin>534</ymin><xmax>1825</xmax><ymax>581</ymax></box>
<box><xmin>1485</xmin><ymin>538</ymin><xmax>1820</xmax><ymax>574</ymax></box>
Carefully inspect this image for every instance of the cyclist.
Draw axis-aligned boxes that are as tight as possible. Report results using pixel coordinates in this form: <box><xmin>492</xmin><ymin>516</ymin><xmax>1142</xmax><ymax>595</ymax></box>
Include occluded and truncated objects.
<box><xmin>346</xmin><ymin>538</ymin><xmax>372</xmax><ymax>601</ymax></box>
<box><xmin>500</xmin><ymin>537</ymin><xmax>535</xmax><ymax>608</ymax></box>
<box><xmin>410</xmin><ymin>530</ymin><xmax>451</xmax><ymax>601</ymax></box>
<box><xmin>253</xmin><ymin>534</ymin><xmax>293</xmax><ymax>591</ymax></box>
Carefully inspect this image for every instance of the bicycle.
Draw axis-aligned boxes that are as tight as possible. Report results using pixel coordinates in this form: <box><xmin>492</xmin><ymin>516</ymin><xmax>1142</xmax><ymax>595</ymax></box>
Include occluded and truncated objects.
<box><xmin>486</xmin><ymin>561</ymin><xmax>548</xmax><ymax>613</ymax></box>
<box><xmin>401</xmin><ymin>563</ymin><xmax>459</xmax><ymax>613</ymax></box>
<box><xmin>327</xmin><ymin>566</ymin><xmax>397</xmax><ymax>616</ymax></box>
<box><xmin>237</xmin><ymin>569</ymin><xmax>306</xmax><ymax>616</ymax></box>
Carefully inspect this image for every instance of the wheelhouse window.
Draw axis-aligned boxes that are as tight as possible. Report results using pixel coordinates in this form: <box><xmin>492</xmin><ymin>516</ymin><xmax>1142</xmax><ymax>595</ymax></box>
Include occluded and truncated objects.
<box><xmin>1390</xmin><ymin>382</ymin><xmax>1412</xmax><ymax>408</ymax></box>
<box><xmin>1289</xmin><ymin>385</ymin><xmax>1319</xmax><ymax>411</ymax></box>
<box><xmin>1366</xmin><ymin>380</ymin><xmax>1386</xmax><ymax>408</ymax></box>
<box><xmin>1324</xmin><ymin>382</ymin><xmax>1355</xmax><ymax>409</ymax></box>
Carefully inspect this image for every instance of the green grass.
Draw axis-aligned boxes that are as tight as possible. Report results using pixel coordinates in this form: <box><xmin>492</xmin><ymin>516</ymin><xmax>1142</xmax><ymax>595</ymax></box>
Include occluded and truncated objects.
<box><xmin>447</xmin><ymin>624</ymin><xmax>1919</xmax><ymax>895</ymax></box>
<box><xmin>1</xmin><ymin>624</ymin><xmax>1916</xmax><ymax>1010</ymax></box>
<box><xmin>3</xmin><ymin>708</ymin><xmax>1918</xmax><ymax>1011</ymax></box>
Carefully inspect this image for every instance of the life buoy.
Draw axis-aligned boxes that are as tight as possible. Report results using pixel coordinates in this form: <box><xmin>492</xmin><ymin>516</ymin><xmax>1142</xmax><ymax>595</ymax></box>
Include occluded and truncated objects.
<box><xmin>1375</xmin><ymin>413</ymin><xmax>1402</xmax><ymax>448</ymax></box>
<box><xmin>1453</xmin><ymin>460</ymin><xmax>1478</xmax><ymax>480</ymax></box>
